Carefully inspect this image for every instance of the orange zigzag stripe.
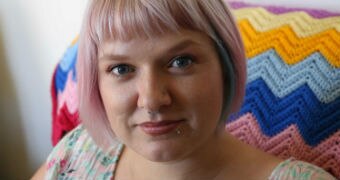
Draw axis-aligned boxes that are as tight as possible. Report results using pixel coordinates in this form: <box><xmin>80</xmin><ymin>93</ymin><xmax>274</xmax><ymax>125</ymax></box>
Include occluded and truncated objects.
<box><xmin>238</xmin><ymin>20</ymin><xmax>340</xmax><ymax>67</ymax></box>
<box><xmin>226</xmin><ymin>113</ymin><xmax>340</xmax><ymax>178</ymax></box>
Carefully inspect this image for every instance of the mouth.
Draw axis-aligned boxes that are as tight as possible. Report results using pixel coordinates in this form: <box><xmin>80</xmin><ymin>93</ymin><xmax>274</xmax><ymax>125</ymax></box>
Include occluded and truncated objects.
<box><xmin>139</xmin><ymin>119</ymin><xmax>184</xmax><ymax>136</ymax></box>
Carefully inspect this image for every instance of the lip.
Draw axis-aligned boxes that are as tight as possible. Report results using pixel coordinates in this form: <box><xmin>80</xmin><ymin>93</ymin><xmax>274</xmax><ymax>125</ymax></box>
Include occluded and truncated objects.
<box><xmin>139</xmin><ymin>120</ymin><xmax>184</xmax><ymax>136</ymax></box>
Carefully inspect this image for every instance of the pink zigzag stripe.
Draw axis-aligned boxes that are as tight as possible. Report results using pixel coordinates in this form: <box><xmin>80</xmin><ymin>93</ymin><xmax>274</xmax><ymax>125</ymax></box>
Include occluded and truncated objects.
<box><xmin>228</xmin><ymin>1</ymin><xmax>340</xmax><ymax>18</ymax></box>
<box><xmin>226</xmin><ymin>113</ymin><xmax>340</xmax><ymax>178</ymax></box>
<box><xmin>57</xmin><ymin>71</ymin><xmax>79</xmax><ymax>114</ymax></box>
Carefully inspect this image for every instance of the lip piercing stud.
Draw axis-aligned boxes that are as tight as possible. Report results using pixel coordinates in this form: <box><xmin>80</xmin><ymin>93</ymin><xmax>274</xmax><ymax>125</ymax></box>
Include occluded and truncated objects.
<box><xmin>176</xmin><ymin>128</ymin><xmax>181</xmax><ymax>135</ymax></box>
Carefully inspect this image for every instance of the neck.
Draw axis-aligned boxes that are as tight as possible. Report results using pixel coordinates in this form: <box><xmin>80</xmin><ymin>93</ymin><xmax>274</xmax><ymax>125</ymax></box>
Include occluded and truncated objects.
<box><xmin>123</xmin><ymin>132</ymin><xmax>236</xmax><ymax>180</ymax></box>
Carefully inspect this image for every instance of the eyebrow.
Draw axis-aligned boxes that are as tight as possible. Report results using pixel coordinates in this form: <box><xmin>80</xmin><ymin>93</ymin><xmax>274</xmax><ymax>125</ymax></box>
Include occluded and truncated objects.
<box><xmin>166</xmin><ymin>39</ymin><xmax>200</xmax><ymax>54</ymax></box>
<box><xmin>99</xmin><ymin>39</ymin><xmax>200</xmax><ymax>61</ymax></box>
<box><xmin>99</xmin><ymin>53</ymin><xmax>130</xmax><ymax>62</ymax></box>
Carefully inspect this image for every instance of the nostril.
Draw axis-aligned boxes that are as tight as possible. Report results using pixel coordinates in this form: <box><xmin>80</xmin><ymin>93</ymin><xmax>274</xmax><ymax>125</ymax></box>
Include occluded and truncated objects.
<box><xmin>137</xmin><ymin>89</ymin><xmax>172</xmax><ymax>111</ymax></box>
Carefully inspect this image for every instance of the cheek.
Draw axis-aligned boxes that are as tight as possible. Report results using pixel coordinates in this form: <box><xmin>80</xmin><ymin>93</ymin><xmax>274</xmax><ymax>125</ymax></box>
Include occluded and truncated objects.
<box><xmin>180</xmin><ymin>71</ymin><xmax>224</xmax><ymax>126</ymax></box>
<box><xmin>99</xmin><ymin>79</ymin><xmax>136</xmax><ymax>129</ymax></box>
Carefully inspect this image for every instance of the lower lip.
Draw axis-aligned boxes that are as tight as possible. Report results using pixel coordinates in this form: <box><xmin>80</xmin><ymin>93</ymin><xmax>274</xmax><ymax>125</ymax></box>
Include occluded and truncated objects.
<box><xmin>140</xmin><ymin>120</ymin><xmax>183</xmax><ymax>136</ymax></box>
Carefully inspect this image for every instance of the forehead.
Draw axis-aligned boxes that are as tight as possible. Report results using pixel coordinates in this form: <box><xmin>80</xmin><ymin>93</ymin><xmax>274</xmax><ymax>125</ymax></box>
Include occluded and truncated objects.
<box><xmin>98</xmin><ymin>30</ymin><xmax>215</xmax><ymax>57</ymax></box>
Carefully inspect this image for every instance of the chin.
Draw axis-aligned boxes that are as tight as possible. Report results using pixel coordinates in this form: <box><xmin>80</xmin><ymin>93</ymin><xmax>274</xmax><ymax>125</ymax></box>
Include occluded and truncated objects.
<box><xmin>139</xmin><ymin>140</ymin><xmax>187</xmax><ymax>162</ymax></box>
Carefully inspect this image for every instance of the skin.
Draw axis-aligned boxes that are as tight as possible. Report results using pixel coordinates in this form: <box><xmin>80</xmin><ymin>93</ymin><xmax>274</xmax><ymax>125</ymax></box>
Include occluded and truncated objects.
<box><xmin>97</xmin><ymin>30</ymin><xmax>282</xmax><ymax>179</ymax></box>
<box><xmin>31</xmin><ymin>163</ymin><xmax>46</xmax><ymax>179</ymax></box>
<box><xmin>32</xmin><ymin>30</ymin><xmax>281</xmax><ymax>179</ymax></box>
<box><xmin>98</xmin><ymin>30</ymin><xmax>224</xmax><ymax>162</ymax></box>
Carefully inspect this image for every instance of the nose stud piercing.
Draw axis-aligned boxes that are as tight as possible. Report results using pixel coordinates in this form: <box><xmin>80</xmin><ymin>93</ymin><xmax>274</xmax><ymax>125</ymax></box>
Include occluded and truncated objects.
<box><xmin>147</xmin><ymin>110</ymin><xmax>158</xmax><ymax>116</ymax></box>
<box><xmin>176</xmin><ymin>128</ymin><xmax>181</xmax><ymax>135</ymax></box>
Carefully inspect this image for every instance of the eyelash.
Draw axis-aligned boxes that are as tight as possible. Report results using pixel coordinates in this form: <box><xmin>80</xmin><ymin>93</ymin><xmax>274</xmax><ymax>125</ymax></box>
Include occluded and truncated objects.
<box><xmin>107</xmin><ymin>64</ymin><xmax>135</xmax><ymax>77</ymax></box>
<box><xmin>168</xmin><ymin>55</ymin><xmax>195</xmax><ymax>69</ymax></box>
<box><xmin>106</xmin><ymin>54</ymin><xmax>196</xmax><ymax>77</ymax></box>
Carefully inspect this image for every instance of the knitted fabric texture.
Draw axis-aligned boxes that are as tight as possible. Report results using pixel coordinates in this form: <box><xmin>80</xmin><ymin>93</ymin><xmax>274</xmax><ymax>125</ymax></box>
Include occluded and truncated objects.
<box><xmin>226</xmin><ymin>2</ymin><xmax>340</xmax><ymax>178</ymax></box>
<box><xmin>51</xmin><ymin>40</ymin><xmax>79</xmax><ymax>145</ymax></box>
<box><xmin>50</xmin><ymin>2</ymin><xmax>340</xmax><ymax>178</ymax></box>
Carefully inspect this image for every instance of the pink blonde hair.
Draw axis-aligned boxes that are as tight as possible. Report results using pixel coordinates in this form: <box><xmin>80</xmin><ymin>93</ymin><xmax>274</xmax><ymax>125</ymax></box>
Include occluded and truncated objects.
<box><xmin>77</xmin><ymin>0</ymin><xmax>246</xmax><ymax>149</ymax></box>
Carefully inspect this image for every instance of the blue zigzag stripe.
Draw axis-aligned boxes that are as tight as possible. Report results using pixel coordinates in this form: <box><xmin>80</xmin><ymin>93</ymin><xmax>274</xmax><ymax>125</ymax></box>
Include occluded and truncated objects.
<box><xmin>55</xmin><ymin>43</ymin><xmax>78</xmax><ymax>92</ymax></box>
<box><xmin>234</xmin><ymin>78</ymin><xmax>340</xmax><ymax>146</ymax></box>
<box><xmin>247</xmin><ymin>49</ymin><xmax>340</xmax><ymax>103</ymax></box>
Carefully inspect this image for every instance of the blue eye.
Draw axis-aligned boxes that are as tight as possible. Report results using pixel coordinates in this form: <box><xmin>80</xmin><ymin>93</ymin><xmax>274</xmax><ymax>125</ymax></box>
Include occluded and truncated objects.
<box><xmin>170</xmin><ymin>56</ymin><xmax>193</xmax><ymax>68</ymax></box>
<box><xmin>111</xmin><ymin>64</ymin><xmax>134</xmax><ymax>76</ymax></box>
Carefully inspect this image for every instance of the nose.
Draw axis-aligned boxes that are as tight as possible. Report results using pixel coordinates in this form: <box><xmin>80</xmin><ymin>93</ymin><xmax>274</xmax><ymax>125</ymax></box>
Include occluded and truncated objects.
<box><xmin>137</xmin><ymin>70</ymin><xmax>172</xmax><ymax>112</ymax></box>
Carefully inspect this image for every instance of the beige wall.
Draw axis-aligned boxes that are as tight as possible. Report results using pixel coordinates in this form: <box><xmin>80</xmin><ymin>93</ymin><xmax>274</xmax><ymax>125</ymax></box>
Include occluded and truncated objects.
<box><xmin>0</xmin><ymin>0</ymin><xmax>87</xmax><ymax>179</ymax></box>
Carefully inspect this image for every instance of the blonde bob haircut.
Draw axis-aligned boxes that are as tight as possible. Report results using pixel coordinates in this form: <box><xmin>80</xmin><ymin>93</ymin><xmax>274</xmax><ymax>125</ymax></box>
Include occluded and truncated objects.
<box><xmin>77</xmin><ymin>0</ymin><xmax>246</xmax><ymax>149</ymax></box>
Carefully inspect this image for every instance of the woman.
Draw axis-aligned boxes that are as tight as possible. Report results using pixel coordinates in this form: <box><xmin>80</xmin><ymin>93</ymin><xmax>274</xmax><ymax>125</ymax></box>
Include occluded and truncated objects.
<box><xmin>33</xmin><ymin>0</ymin><xmax>336</xmax><ymax>179</ymax></box>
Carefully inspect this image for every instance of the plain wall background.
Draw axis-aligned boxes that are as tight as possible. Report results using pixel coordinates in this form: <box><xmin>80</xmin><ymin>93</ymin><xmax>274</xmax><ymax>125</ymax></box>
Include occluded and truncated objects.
<box><xmin>0</xmin><ymin>0</ymin><xmax>339</xmax><ymax>179</ymax></box>
<box><xmin>0</xmin><ymin>0</ymin><xmax>87</xmax><ymax>179</ymax></box>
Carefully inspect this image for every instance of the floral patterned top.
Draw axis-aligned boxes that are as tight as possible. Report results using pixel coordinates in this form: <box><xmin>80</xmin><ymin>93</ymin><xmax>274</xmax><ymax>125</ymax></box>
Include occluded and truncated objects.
<box><xmin>45</xmin><ymin>125</ymin><xmax>336</xmax><ymax>180</ymax></box>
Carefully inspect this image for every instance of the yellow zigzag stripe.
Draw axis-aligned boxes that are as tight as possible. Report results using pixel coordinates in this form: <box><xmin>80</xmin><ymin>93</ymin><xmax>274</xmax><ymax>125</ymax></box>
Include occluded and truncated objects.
<box><xmin>239</xmin><ymin>20</ymin><xmax>340</xmax><ymax>67</ymax></box>
<box><xmin>233</xmin><ymin>7</ymin><xmax>340</xmax><ymax>38</ymax></box>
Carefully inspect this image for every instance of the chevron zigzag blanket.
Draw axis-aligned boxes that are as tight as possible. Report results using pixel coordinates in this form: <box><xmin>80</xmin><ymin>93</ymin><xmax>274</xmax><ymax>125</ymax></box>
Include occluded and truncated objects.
<box><xmin>51</xmin><ymin>2</ymin><xmax>340</xmax><ymax>178</ymax></box>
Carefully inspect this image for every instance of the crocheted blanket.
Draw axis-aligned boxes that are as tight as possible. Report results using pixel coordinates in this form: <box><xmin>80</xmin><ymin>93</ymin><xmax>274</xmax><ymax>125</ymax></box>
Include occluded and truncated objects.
<box><xmin>226</xmin><ymin>2</ymin><xmax>340</xmax><ymax>178</ymax></box>
<box><xmin>50</xmin><ymin>2</ymin><xmax>340</xmax><ymax>178</ymax></box>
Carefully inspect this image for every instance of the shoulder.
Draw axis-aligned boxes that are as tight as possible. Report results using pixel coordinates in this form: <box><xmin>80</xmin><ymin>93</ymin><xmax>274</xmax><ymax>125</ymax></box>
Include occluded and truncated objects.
<box><xmin>45</xmin><ymin>124</ymin><xmax>123</xmax><ymax>179</ymax></box>
<box><xmin>269</xmin><ymin>158</ymin><xmax>336</xmax><ymax>180</ymax></box>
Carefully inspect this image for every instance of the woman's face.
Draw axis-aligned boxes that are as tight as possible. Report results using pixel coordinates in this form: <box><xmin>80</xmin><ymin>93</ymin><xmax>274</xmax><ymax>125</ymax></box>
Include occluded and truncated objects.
<box><xmin>98</xmin><ymin>30</ymin><xmax>224</xmax><ymax>162</ymax></box>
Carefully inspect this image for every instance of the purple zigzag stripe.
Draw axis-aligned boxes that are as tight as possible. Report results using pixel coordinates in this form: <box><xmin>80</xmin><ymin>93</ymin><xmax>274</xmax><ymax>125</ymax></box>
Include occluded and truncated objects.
<box><xmin>229</xmin><ymin>1</ymin><xmax>340</xmax><ymax>18</ymax></box>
